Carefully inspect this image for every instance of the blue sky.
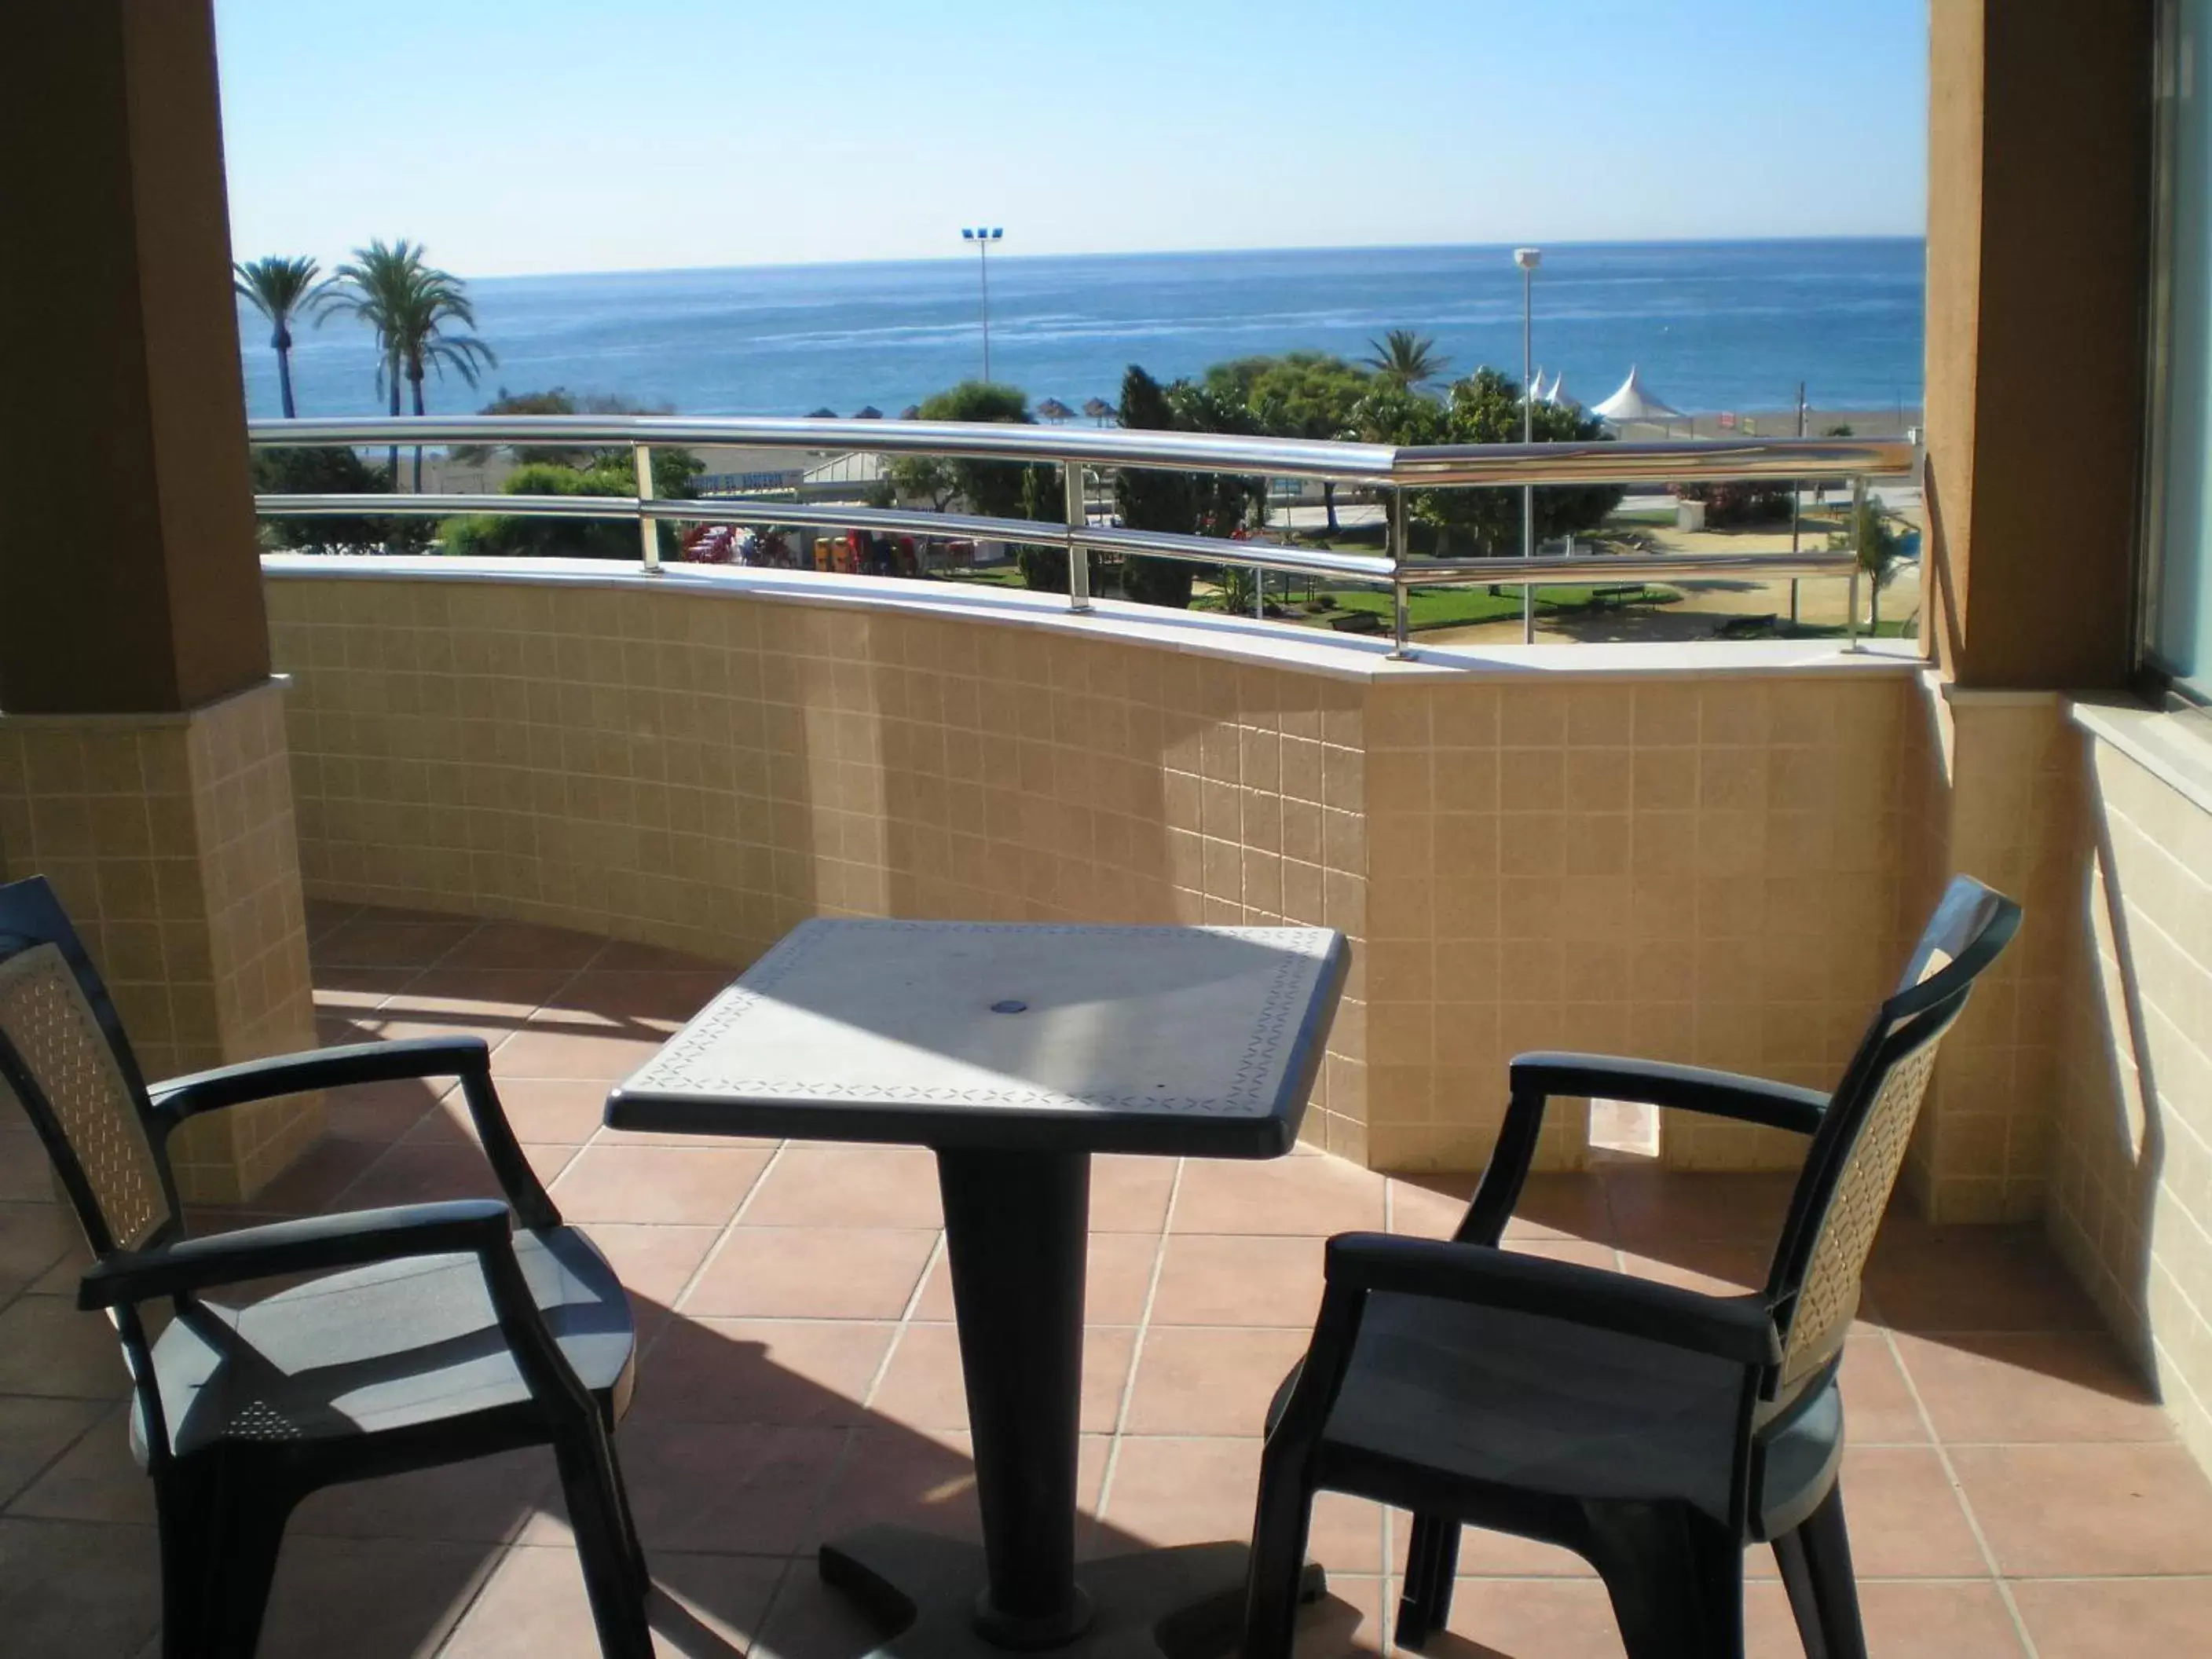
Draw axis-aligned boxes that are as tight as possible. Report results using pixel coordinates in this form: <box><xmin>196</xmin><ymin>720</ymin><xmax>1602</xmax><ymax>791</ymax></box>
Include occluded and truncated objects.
<box><xmin>213</xmin><ymin>0</ymin><xmax>1929</xmax><ymax>278</ymax></box>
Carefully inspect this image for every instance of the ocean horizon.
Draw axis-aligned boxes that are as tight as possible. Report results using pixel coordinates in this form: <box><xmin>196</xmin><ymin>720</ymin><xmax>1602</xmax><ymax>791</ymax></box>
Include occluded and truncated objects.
<box><xmin>240</xmin><ymin>237</ymin><xmax>1926</xmax><ymax>427</ymax></box>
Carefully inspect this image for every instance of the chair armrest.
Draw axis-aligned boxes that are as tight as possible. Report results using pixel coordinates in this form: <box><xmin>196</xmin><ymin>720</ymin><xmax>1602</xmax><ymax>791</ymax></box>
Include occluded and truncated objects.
<box><xmin>150</xmin><ymin>1037</ymin><xmax>496</xmax><ymax>1119</ymax></box>
<box><xmin>78</xmin><ymin>1199</ymin><xmax>513</xmax><ymax>1309</ymax></box>
<box><xmin>1507</xmin><ymin>1052</ymin><xmax>1827</xmax><ymax>1135</ymax></box>
<box><xmin>151</xmin><ymin>1038</ymin><xmax>561</xmax><ymax>1229</ymax></box>
<box><xmin>1324</xmin><ymin>1232</ymin><xmax>1782</xmax><ymax>1366</ymax></box>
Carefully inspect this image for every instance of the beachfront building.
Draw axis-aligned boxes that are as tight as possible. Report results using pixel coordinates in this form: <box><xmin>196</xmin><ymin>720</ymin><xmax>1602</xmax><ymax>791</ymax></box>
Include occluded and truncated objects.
<box><xmin>5</xmin><ymin>3</ymin><xmax>2212</xmax><ymax>1655</ymax></box>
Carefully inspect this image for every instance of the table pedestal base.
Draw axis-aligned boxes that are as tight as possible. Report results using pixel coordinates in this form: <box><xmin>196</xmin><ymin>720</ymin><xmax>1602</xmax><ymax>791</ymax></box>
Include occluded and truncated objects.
<box><xmin>819</xmin><ymin>1527</ymin><xmax>1325</xmax><ymax>1659</ymax></box>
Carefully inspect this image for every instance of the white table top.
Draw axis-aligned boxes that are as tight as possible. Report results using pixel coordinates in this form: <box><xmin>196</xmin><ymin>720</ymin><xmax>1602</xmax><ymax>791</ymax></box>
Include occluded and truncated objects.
<box><xmin>606</xmin><ymin>919</ymin><xmax>1346</xmax><ymax>1156</ymax></box>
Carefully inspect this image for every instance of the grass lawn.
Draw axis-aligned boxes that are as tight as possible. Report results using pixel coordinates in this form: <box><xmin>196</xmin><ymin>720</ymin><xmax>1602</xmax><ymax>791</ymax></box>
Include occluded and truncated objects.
<box><xmin>1264</xmin><ymin>584</ymin><xmax>1676</xmax><ymax>632</ymax></box>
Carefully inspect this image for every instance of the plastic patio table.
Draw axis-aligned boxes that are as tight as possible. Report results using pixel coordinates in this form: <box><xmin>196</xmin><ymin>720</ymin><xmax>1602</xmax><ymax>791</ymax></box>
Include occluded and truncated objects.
<box><xmin>606</xmin><ymin>918</ymin><xmax>1347</xmax><ymax>1659</ymax></box>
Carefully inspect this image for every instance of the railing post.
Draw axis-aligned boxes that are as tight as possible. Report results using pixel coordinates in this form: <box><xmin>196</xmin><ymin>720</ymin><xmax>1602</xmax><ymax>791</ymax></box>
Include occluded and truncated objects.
<box><xmin>1064</xmin><ymin>460</ymin><xmax>1092</xmax><ymax>613</ymax></box>
<box><xmin>1845</xmin><ymin>474</ymin><xmax>1865</xmax><ymax>650</ymax></box>
<box><xmin>1387</xmin><ymin>488</ymin><xmax>1413</xmax><ymax>661</ymax></box>
<box><xmin>635</xmin><ymin>441</ymin><xmax>661</xmax><ymax>574</ymax></box>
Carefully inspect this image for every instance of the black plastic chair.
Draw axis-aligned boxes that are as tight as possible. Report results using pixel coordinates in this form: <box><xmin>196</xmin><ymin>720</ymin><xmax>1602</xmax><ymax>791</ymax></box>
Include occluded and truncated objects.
<box><xmin>0</xmin><ymin>875</ymin><xmax>652</xmax><ymax>1657</ymax></box>
<box><xmin>1241</xmin><ymin>875</ymin><xmax>2020</xmax><ymax>1659</ymax></box>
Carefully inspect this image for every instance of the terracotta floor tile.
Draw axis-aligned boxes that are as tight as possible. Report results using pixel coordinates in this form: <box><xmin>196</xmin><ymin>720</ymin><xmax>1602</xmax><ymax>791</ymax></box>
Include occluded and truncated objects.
<box><xmin>0</xmin><ymin>1128</ymin><xmax>60</xmax><ymax>1203</ymax></box>
<box><xmin>1743</xmin><ymin>1578</ymin><xmax>2026</xmax><ymax>1658</ymax></box>
<box><xmin>1602</xmin><ymin>1170</ymin><xmax>1797</xmax><ymax>1247</ymax></box>
<box><xmin>1171</xmin><ymin>1156</ymin><xmax>1386</xmax><ymax>1236</ymax></box>
<box><xmin>1950</xmin><ymin>1441</ymin><xmax>2212</xmax><ymax>1576</ymax></box>
<box><xmin>742</xmin><ymin>1146</ymin><xmax>946</xmax><ymax>1229</ymax></box>
<box><xmin>683</xmin><ymin>1227</ymin><xmax>938</xmax><ymax>1320</ymax></box>
<box><xmin>438</xmin><ymin>921</ymin><xmax>608</xmax><ymax>973</ymax></box>
<box><xmin>6</xmin><ymin>1401</ymin><xmax>151</xmax><ymax>1524</ymax></box>
<box><xmin>1893</xmin><ymin>1330</ymin><xmax>2169</xmax><ymax>1442</ymax></box>
<box><xmin>1498</xmin><ymin>1173</ymin><xmax>1615</xmax><ymax>1243</ymax></box>
<box><xmin>549</xmin><ymin>1144</ymin><xmax>771</xmax><ymax>1226</ymax></box>
<box><xmin>485</xmin><ymin>1079</ymin><xmax>626</xmax><ymax>1144</ymax></box>
<box><xmin>1122</xmin><ymin>1325</ymin><xmax>1310</xmax><ymax>1436</ymax></box>
<box><xmin>1386</xmin><ymin>1174</ymin><xmax>1477</xmax><ymax>1239</ymax></box>
<box><xmin>2010</xmin><ymin>1577</ymin><xmax>2212</xmax><ymax>1659</ymax></box>
<box><xmin>1422</xmin><ymin>1523</ymin><xmax>1598</xmax><ymax>1578</ymax></box>
<box><xmin>1743</xmin><ymin>1446</ymin><xmax>1987</xmax><ymax>1580</ymax></box>
<box><xmin>589</xmin><ymin>1419</ymin><xmax>848</xmax><ymax>1555</ymax></box>
<box><xmin>288</xmin><ymin>1446</ymin><xmax>555</xmax><ymax>1544</ymax></box>
<box><xmin>749</xmin><ymin>1558</ymin><xmax>903</xmax><ymax>1659</ymax></box>
<box><xmin>1617</xmin><ymin>1240</ymin><xmax>1771</xmax><ymax>1297</ymax></box>
<box><xmin>336</xmin><ymin>1141</ymin><xmax>572</xmax><ymax>1209</ymax></box>
<box><xmin>0</xmin><ymin>1397</ymin><xmax>106</xmax><ymax>1511</ymax></box>
<box><xmin>812</xmin><ymin>1428</ymin><xmax>1111</xmax><ymax>1552</ymax></box>
<box><xmin>247</xmin><ymin>1133</ymin><xmax>389</xmax><ymax>1214</ymax></box>
<box><xmin>1149</xmin><ymin>1233</ymin><xmax>1324</xmax><ymax>1328</ymax></box>
<box><xmin>910</xmin><ymin>1232</ymin><xmax>1159</xmax><ymax>1325</ymax></box>
<box><xmin>1091</xmin><ymin>1155</ymin><xmax>1179</xmax><ymax>1232</ymax></box>
<box><xmin>586</xmin><ymin>938</ymin><xmax>738</xmax><ymax>972</ymax></box>
<box><xmin>304</xmin><ymin>897</ymin><xmax>361</xmax><ymax>942</ymax></box>
<box><xmin>1098</xmin><ymin>1437</ymin><xmax>1381</xmax><ymax>1572</ymax></box>
<box><xmin>0</xmin><ymin>1296</ymin><xmax>128</xmax><ymax>1399</ymax></box>
<box><xmin>0</xmin><ymin>1518</ymin><xmax>160</xmax><ymax>1657</ymax></box>
<box><xmin>314</xmin><ymin>916</ymin><xmax>476</xmax><ymax>970</ymax></box>
<box><xmin>534</xmin><ymin>970</ymin><xmax>733</xmax><ymax>1029</ymax></box>
<box><xmin>1431</xmin><ymin>1577</ymin><xmax>1630</xmax><ymax>1659</ymax></box>
<box><xmin>1291</xmin><ymin>1573</ymin><xmax>1386</xmax><ymax>1659</ymax></box>
<box><xmin>870</xmin><ymin>1323</ymin><xmax>1136</xmax><ymax>1434</ymax></box>
<box><xmin>309</xmin><ymin>964</ymin><xmax>422</xmax><ymax>1010</ymax></box>
<box><xmin>0</xmin><ymin>1200</ymin><xmax>71</xmax><ymax>1300</ymax></box>
<box><xmin>1864</xmin><ymin>1227</ymin><xmax>2104</xmax><ymax>1333</ymax></box>
<box><xmin>441</xmin><ymin>1544</ymin><xmax>786</xmax><ymax>1659</ymax></box>
<box><xmin>634</xmin><ymin>1317</ymin><xmax>894</xmax><ymax>1426</ymax></box>
<box><xmin>1836</xmin><ymin>1332</ymin><xmax>1931</xmax><ymax>1444</ymax></box>
<box><xmin>320</xmin><ymin>1075</ymin><xmax>447</xmax><ymax>1144</ymax></box>
<box><xmin>572</xmin><ymin>1223</ymin><xmax>720</xmax><ymax>1308</ymax></box>
<box><xmin>257</xmin><ymin>1533</ymin><xmax>500</xmax><ymax>1658</ymax></box>
<box><xmin>493</xmin><ymin>1026</ymin><xmax>672</xmax><ymax>1083</ymax></box>
<box><xmin>377</xmin><ymin>963</ymin><xmax>577</xmax><ymax>1017</ymax></box>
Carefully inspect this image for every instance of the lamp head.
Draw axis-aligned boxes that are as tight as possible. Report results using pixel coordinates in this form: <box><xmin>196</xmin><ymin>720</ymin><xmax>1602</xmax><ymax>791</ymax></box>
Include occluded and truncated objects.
<box><xmin>991</xmin><ymin>228</ymin><xmax>1003</xmax><ymax>240</ymax></box>
<box><xmin>1513</xmin><ymin>247</ymin><xmax>1542</xmax><ymax>270</ymax></box>
<box><xmin>961</xmin><ymin>229</ymin><xmax>975</xmax><ymax>240</ymax></box>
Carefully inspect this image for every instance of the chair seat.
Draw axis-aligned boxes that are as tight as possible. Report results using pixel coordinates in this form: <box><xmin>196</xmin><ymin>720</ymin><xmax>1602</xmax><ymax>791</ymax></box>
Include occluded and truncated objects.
<box><xmin>1284</xmin><ymin>1289</ymin><xmax>1841</xmax><ymax>1533</ymax></box>
<box><xmin>133</xmin><ymin>1226</ymin><xmax>636</xmax><ymax>1463</ymax></box>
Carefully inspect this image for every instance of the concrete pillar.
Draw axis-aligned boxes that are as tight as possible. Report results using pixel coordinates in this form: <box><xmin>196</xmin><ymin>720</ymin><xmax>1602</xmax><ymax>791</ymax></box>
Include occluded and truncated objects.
<box><xmin>1907</xmin><ymin>0</ymin><xmax>2155</xmax><ymax>1222</ymax></box>
<box><xmin>0</xmin><ymin>1</ymin><xmax>318</xmax><ymax>1199</ymax></box>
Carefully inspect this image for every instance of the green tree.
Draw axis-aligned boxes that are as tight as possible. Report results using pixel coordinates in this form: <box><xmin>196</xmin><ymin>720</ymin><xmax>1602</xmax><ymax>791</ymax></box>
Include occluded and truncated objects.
<box><xmin>1165</xmin><ymin>378</ymin><xmax>1265</xmax><ymax>537</ymax></box>
<box><xmin>253</xmin><ymin>446</ymin><xmax>427</xmax><ymax>553</ymax></box>
<box><xmin>1353</xmin><ymin>368</ymin><xmax>1623</xmax><ymax>555</ymax></box>
<box><xmin>1114</xmin><ymin>365</ymin><xmax>1199</xmax><ymax>607</ymax></box>
<box><xmin>233</xmin><ymin>255</ymin><xmax>332</xmax><ymax>419</ymax></box>
<box><xmin>324</xmin><ymin>240</ymin><xmax>496</xmax><ymax>489</ymax></box>
<box><xmin>1840</xmin><ymin>498</ymin><xmax>1903</xmax><ymax>631</ymax></box>
<box><xmin>885</xmin><ymin>382</ymin><xmax>1063</xmax><ymax>584</ymax></box>
<box><xmin>1240</xmin><ymin>352</ymin><xmax>1372</xmax><ymax>533</ymax></box>
<box><xmin>441</xmin><ymin>447</ymin><xmax>701</xmax><ymax>561</ymax></box>
<box><xmin>451</xmin><ymin>387</ymin><xmax>676</xmax><ymax>467</ymax></box>
<box><xmin>1363</xmin><ymin>329</ymin><xmax>1449</xmax><ymax>390</ymax></box>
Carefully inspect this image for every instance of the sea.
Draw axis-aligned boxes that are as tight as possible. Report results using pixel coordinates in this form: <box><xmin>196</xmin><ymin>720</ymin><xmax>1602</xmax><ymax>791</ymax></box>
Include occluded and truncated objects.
<box><xmin>240</xmin><ymin>238</ymin><xmax>1925</xmax><ymax>426</ymax></box>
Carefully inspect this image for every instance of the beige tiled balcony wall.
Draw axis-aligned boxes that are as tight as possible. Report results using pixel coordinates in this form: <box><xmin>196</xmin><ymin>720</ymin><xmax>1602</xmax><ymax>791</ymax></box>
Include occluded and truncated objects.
<box><xmin>2051</xmin><ymin>708</ymin><xmax>2212</xmax><ymax>1471</ymax></box>
<box><xmin>267</xmin><ymin>563</ymin><xmax>1948</xmax><ymax>1178</ymax></box>
<box><xmin>1897</xmin><ymin>687</ymin><xmax>2086</xmax><ymax>1223</ymax></box>
<box><xmin>0</xmin><ymin>679</ymin><xmax>320</xmax><ymax>1200</ymax></box>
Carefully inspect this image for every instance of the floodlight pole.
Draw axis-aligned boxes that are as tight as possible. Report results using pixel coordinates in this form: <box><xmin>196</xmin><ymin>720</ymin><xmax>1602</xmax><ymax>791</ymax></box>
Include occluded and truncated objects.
<box><xmin>1515</xmin><ymin>247</ymin><xmax>1542</xmax><ymax>643</ymax></box>
<box><xmin>961</xmin><ymin>227</ymin><xmax>1004</xmax><ymax>382</ymax></box>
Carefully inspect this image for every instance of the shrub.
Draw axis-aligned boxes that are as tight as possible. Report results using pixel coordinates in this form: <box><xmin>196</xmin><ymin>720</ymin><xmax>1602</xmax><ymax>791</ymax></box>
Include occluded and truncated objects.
<box><xmin>1672</xmin><ymin>479</ymin><xmax>1795</xmax><ymax>527</ymax></box>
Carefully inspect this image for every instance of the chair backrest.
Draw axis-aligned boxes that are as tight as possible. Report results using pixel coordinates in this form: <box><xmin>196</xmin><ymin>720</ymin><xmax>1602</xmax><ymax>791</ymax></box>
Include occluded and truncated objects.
<box><xmin>1763</xmin><ymin>876</ymin><xmax>2020</xmax><ymax>1392</ymax></box>
<box><xmin>0</xmin><ymin>877</ymin><xmax>180</xmax><ymax>1256</ymax></box>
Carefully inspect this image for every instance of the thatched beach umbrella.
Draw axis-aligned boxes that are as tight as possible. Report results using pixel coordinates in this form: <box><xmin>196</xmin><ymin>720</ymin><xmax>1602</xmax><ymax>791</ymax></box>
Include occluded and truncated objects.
<box><xmin>1082</xmin><ymin>397</ymin><xmax>1116</xmax><ymax>425</ymax></box>
<box><xmin>899</xmin><ymin>404</ymin><xmax>922</xmax><ymax>420</ymax></box>
<box><xmin>806</xmin><ymin>406</ymin><xmax>837</xmax><ymax>419</ymax></box>
<box><xmin>855</xmin><ymin>405</ymin><xmax>883</xmax><ymax>419</ymax></box>
<box><xmin>1037</xmin><ymin>397</ymin><xmax>1075</xmax><ymax>423</ymax></box>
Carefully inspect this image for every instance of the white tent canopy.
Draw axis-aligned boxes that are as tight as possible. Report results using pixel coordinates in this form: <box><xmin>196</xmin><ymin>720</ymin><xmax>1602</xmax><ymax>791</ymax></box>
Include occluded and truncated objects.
<box><xmin>1592</xmin><ymin>365</ymin><xmax>1685</xmax><ymax>423</ymax></box>
<box><xmin>1543</xmin><ymin>374</ymin><xmax>1576</xmax><ymax>409</ymax></box>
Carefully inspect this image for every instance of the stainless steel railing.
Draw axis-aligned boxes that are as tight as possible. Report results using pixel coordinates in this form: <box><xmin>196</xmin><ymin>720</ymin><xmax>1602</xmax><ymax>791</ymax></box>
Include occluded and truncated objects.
<box><xmin>250</xmin><ymin>416</ymin><xmax>1920</xmax><ymax>655</ymax></box>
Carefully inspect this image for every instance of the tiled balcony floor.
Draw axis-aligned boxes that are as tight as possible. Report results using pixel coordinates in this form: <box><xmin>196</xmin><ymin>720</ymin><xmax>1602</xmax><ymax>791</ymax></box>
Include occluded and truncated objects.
<box><xmin>4</xmin><ymin>904</ymin><xmax>2212</xmax><ymax>1657</ymax></box>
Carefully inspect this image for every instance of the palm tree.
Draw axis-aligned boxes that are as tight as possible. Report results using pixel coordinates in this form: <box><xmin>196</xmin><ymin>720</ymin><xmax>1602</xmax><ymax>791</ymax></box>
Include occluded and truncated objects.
<box><xmin>324</xmin><ymin>240</ymin><xmax>496</xmax><ymax>489</ymax></box>
<box><xmin>1364</xmin><ymin>329</ymin><xmax>1449</xmax><ymax>390</ymax></box>
<box><xmin>233</xmin><ymin>255</ymin><xmax>331</xmax><ymax>418</ymax></box>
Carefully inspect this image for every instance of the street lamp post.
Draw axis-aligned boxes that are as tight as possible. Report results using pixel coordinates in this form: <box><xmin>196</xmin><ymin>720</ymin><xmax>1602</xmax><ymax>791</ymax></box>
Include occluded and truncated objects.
<box><xmin>961</xmin><ymin>226</ymin><xmax>1003</xmax><ymax>382</ymax></box>
<box><xmin>1514</xmin><ymin>246</ymin><xmax>1542</xmax><ymax>643</ymax></box>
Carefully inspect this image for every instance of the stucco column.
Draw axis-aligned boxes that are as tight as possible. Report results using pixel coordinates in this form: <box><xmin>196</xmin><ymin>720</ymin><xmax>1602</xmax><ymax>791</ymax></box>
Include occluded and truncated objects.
<box><xmin>0</xmin><ymin>0</ymin><xmax>319</xmax><ymax>1199</ymax></box>
<box><xmin>1906</xmin><ymin>0</ymin><xmax>2155</xmax><ymax>1222</ymax></box>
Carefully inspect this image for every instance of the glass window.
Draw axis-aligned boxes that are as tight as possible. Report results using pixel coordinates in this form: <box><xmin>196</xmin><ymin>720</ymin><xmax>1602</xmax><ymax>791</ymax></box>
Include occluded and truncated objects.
<box><xmin>2149</xmin><ymin>0</ymin><xmax>2212</xmax><ymax>693</ymax></box>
